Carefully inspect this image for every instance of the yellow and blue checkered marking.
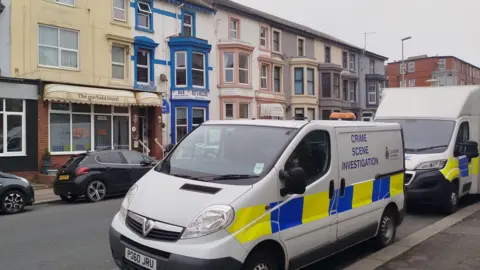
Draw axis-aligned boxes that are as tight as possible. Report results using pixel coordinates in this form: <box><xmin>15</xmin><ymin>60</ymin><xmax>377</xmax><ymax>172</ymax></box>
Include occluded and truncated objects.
<box><xmin>228</xmin><ymin>172</ymin><xmax>404</xmax><ymax>244</ymax></box>
<box><xmin>459</xmin><ymin>156</ymin><xmax>469</xmax><ymax>177</ymax></box>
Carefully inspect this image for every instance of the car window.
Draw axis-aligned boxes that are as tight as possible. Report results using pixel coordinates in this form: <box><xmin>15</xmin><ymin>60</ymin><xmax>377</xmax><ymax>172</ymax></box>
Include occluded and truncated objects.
<box><xmin>96</xmin><ymin>152</ymin><xmax>125</xmax><ymax>164</ymax></box>
<box><xmin>284</xmin><ymin>130</ymin><xmax>331</xmax><ymax>185</ymax></box>
<box><xmin>123</xmin><ymin>151</ymin><xmax>146</xmax><ymax>164</ymax></box>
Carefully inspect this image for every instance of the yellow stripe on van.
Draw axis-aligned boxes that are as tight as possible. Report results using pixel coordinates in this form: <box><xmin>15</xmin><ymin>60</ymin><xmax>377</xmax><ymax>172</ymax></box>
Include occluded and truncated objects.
<box><xmin>352</xmin><ymin>181</ymin><xmax>373</xmax><ymax>209</ymax></box>
<box><xmin>228</xmin><ymin>204</ymin><xmax>272</xmax><ymax>244</ymax></box>
<box><xmin>390</xmin><ymin>172</ymin><xmax>404</xmax><ymax>197</ymax></box>
<box><xmin>440</xmin><ymin>157</ymin><xmax>459</xmax><ymax>181</ymax></box>
<box><xmin>302</xmin><ymin>191</ymin><xmax>330</xmax><ymax>224</ymax></box>
<box><xmin>471</xmin><ymin>157</ymin><xmax>479</xmax><ymax>175</ymax></box>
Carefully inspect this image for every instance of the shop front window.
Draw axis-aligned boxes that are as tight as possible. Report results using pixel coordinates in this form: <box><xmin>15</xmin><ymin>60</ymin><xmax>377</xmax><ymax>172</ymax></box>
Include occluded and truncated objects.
<box><xmin>0</xmin><ymin>98</ymin><xmax>26</xmax><ymax>156</ymax></box>
<box><xmin>49</xmin><ymin>103</ymin><xmax>130</xmax><ymax>153</ymax></box>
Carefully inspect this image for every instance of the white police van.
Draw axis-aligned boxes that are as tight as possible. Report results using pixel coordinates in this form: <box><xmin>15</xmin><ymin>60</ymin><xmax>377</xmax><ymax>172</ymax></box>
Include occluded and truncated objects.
<box><xmin>109</xmin><ymin>120</ymin><xmax>405</xmax><ymax>270</ymax></box>
<box><xmin>375</xmin><ymin>86</ymin><xmax>480</xmax><ymax>214</ymax></box>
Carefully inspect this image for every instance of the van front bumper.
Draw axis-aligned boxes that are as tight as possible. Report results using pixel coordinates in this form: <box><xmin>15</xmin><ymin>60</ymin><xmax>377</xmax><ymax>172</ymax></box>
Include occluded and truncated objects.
<box><xmin>109</xmin><ymin>213</ymin><xmax>244</xmax><ymax>270</ymax></box>
<box><xmin>405</xmin><ymin>169</ymin><xmax>452</xmax><ymax>207</ymax></box>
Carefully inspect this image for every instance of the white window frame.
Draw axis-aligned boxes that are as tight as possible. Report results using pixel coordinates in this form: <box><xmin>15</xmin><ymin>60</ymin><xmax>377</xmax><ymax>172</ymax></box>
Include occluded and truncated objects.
<box><xmin>183</xmin><ymin>13</ymin><xmax>193</xmax><ymax>36</ymax></box>
<box><xmin>272</xmin><ymin>29</ymin><xmax>282</xmax><ymax>53</ymax></box>
<box><xmin>111</xmin><ymin>45</ymin><xmax>126</xmax><ymax>80</ymax></box>
<box><xmin>224</xmin><ymin>103</ymin><xmax>235</xmax><ymax>119</ymax></box>
<box><xmin>400</xmin><ymin>63</ymin><xmax>406</xmax><ymax>74</ymax></box>
<box><xmin>229</xmin><ymin>18</ymin><xmax>239</xmax><ymax>39</ymax></box>
<box><xmin>175</xmin><ymin>107</ymin><xmax>188</xmax><ymax>142</ymax></box>
<box><xmin>175</xmin><ymin>51</ymin><xmax>187</xmax><ymax>87</ymax></box>
<box><xmin>307</xmin><ymin>108</ymin><xmax>315</xmax><ymax>120</ymax></box>
<box><xmin>260</xmin><ymin>26</ymin><xmax>268</xmax><ymax>49</ymax></box>
<box><xmin>408</xmin><ymin>62</ymin><xmax>415</xmax><ymax>73</ymax></box>
<box><xmin>260</xmin><ymin>64</ymin><xmax>268</xmax><ymax>89</ymax></box>
<box><xmin>137</xmin><ymin>49</ymin><xmax>150</xmax><ymax>84</ymax></box>
<box><xmin>192</xmin><ymin>52</ymin><xmax>205</xmax><ymax>88</ymax></box>
<box><xmin>223</xmin><ymin>52</ymin><xmax>235</xmax><ymax>84</ymax></box>
<box><xmin>408</xmin><ymin>79</ymin><xmax>416</xmax><ymax>87</ymax></box>
<box><xmin>297</xmin><ymin>37</ymin><xmax>305</xmax><ymax>57</ymax></box>
<box><xmin>439</xmin><ymin>59</ymin><xmax>446</xmax><ymax>70</ymax></box>
<box><xmin>137</xmin><ymin>0</ymin><xmax>152</xmax><ymax>29</ymax></box>
<box><xmin>238</xmin><ymin>103</ymin><xmax>250</xmax><ymax>119</ymax></box>
<box><xmin>38</xmin><ymin>25</ymin><xmax>79</xmax><ymax>70</ymax></box>
<box><xmin>273</xmin><ymin>65</ymin><xmax>282</xmax><ymax>93</ymax></box>
<box><xmin>349</xmin><ymin>53</ymin><xmax>356</xmax><ymax>71</ymax></box>
<box><xmin>369</xmin><ymin>59</ymin><xmax>375</xmax><ymax>74</ymax></box>
<box><xmin>324</xmin><ymin>46</ymin><xmax>331</xmax><ymax>63</ymax></box>
<box><xmin>48</xmin><ymin>103</ymin><xmax>131</xmax><ymax>155</ymax></box>
<box><xmin>55</xmin><ymin>0</ymin><xmax>75</xmax><ymax>6</ymax></box>
<box><xmin>0</xmin><ymin>99</ymin><xmax>27</xmax><ymax>157</ymax></box>
<box><xmin>238</xmin><ymin>53</ymin><xmax>250</xmax><ymax>85</ymax></box>
<box><xmin>113</xmin><ymin>0</ymin><xmax>126</xmax><ymax>22</ymax></box>
<box><xmin>349</xmin><ymin>81</ymin><xmax>356</xmax><ymax>102</ymax></box>
<box><xmin>192</xmin><ymin>107</ymin><xmax>206</xmax><ymax>128</ymax></box>
<box><xmin>342</xmin><ymin>51</ymin><xmax>348</xmax><ymax>68</ymax></box>
<box><xmin>368</xmin><ymin>83</ymin><xmax>377</xmax><ymax>104</ymax></box>
<box><xmin>400</xmin><ymin>80</ymin><xmax>406</xmax><ymax>87</ymax></box>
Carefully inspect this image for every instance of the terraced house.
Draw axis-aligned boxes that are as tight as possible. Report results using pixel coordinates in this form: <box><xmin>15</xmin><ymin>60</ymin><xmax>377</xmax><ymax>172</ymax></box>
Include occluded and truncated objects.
<box><xmin>211</xmin><ymin>0</ymin><xmax>388</xmax><ymax>121</ymax></box>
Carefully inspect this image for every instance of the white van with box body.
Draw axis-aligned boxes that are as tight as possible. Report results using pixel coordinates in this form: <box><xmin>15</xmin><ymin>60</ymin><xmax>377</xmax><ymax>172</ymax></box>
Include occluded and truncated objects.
<box><xmin>375</xmin><ymin>86</ymin><xmax>480</xmax><ymax>214</ymax></box>
<box><xmin>109</xmin><ymin>120</ymin><xmax>405</xmax><ymax>270</ymax></box>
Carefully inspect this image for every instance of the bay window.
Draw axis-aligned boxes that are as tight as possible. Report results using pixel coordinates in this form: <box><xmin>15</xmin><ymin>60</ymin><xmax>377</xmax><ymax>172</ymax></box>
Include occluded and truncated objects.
<box><xmin>307</xmin><ymin>68</ymin><xmax>314</xmax><ymax>95</ymax></box>
<box><xmin>239</xmin><ymin>103</ymin><xmax>249</xmax><ymax>119</ymax></box>
<box><xmin>192</xmin><ymin>53</ymin><xmax>205</xmax><ymax>87</ymax></box>
<box><xmin>239</xmin><ymin>53</ymin><xmax>249</xmax><ymax>84</ymax></box>
<box><xmin>49</xmin><ymin>103</ymin><xmax>130</xmax><ymax>153</ymax></box>
<box><xmin>260</xmin><ymin>64</ymin><xmax>268</xmax><ymax>89</ymax></box>
<box><xmin>0</xmin><ymin>98</ymin><xmax>26</xmax><ymax>156</ymax></box>
<box><xmin>273</xmin><ymin>66</ymin><xmax>282</xmax><ymax>92</ymax></box>
<box><xmin>223</xmin><ymin>52</ymin><xmax>235</xmax><ymax>83</ymax></box>
<box><xmin>222</xmin><ymin>52</ymin><xmax>251</xmax><ymax>84</ymax></box>
<box><xmin>294</xmin><ymin>68</ymin><xmax>304</xmax><ymax>95</ymax></box>
<box><xmin>175</xmin><ymin>51</ymin><xmax>187</xmax><ymax>87</ymax></box>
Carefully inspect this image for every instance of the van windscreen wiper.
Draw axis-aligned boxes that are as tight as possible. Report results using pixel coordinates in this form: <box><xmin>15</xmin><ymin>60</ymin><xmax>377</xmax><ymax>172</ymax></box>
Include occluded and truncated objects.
<box><xmin>406</xmin><ymin>145</ymin><xmax>449</xmax><ymax>152</ymax></box>
<box><xmin>212</xmin><ymin>174</ymin><xmax>258</xmax><ymax>180</ymax></box>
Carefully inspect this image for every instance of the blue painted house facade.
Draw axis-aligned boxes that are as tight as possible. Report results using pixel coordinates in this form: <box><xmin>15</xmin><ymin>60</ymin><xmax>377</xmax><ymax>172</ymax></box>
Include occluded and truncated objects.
<box><xmin>129</xmin><ymin>0</ymin><xmax>216</xmax><ymax>145</ymax></box>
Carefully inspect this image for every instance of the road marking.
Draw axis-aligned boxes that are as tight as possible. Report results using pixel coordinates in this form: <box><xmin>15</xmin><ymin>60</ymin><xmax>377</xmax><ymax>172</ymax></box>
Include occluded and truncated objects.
<box><xmin>343</xmin><ymin>201</ymin><xmax>480</xmax><ymax>270</ymax></box>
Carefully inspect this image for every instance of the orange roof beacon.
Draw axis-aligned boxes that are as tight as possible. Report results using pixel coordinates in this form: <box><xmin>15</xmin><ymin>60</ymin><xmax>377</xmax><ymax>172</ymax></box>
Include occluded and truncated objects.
<box><xmin>329</xmin><ymin>112</ymin><xmax>356</xmax><ymax>121</ymax></box>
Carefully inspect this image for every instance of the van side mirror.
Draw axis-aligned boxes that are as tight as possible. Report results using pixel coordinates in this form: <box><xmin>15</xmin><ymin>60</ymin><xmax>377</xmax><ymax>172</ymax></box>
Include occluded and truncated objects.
<box><xmin>164</xmin><ymin>143</ymin><xmax>175</xmax><ymax>153</ymax></box>
<box><xmin>455</xmin><ymin>140</ymin><xmax>479</xmax><ymax>158</ymax></box>
<box><xmin>279</xmin><ymin>167</ymin><xmax>307</xmax><ymax>197</ymax></box>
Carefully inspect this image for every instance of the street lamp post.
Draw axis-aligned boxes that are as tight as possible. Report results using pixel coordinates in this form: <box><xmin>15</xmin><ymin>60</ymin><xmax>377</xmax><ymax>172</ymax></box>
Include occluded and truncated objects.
<box><xmin>401</xmin><ymin>36</ymin><xmax>412</xmax><ymax>86</ymax></box>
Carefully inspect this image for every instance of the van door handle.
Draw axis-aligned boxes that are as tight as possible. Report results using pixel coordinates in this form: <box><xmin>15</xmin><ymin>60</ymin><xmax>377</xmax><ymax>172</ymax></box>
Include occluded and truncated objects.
<box><xmin>329</xmin><ymin>180</ymin><xmax>334</xmax><ymax>199</ymax></box>
<box><xmin>340</xmin><ymin>178</ymin><xmax>346</xmax><ymax>197</ymax></box>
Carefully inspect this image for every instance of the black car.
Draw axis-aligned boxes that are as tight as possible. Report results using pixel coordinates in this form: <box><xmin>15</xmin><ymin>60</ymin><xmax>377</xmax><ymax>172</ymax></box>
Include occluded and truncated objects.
<box><xmin>53</xmin><ymin>150</ymin><xmax>156</xmax><ymax>203</ymax></box>
<box><xmin>0</xmin><ymin>172</ymin><xmax>35</xmax><ymax>214</ymax></box>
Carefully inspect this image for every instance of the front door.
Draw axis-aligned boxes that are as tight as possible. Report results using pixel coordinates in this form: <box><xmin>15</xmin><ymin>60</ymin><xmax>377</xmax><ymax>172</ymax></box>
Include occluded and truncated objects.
<box><xmin>138</xmin><ymin>108</ymin><xmax>149</xmax><ymax>154</ymax></box>
<box><xmin>278</xmin><ymin>127</ymin><xmax>338</xmax><ymax>268</ymax></box>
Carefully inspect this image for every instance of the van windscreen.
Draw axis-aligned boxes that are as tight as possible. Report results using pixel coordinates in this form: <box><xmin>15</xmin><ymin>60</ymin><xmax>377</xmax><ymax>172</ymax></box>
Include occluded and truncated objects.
<box><xmin>375</xmin><ymin>119</ymin><xmax>455</xmax><ymax>154</ymax></box>
<box><xmin>155</xmin><ymin>125</ymin><xmax>297</xmax><ymax>185</ymax></box>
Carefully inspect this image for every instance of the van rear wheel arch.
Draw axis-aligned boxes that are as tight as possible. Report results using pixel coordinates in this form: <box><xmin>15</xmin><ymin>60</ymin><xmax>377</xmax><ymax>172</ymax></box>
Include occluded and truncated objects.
<box><xmin>242</xmin><ymin>239</ymin><xmax>286</xmax><ymax>270</ymax></box>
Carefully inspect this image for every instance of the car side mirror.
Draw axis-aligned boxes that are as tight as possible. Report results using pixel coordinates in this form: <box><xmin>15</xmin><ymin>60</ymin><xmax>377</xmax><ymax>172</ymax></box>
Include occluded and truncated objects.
<box><xmin>164</xmin><ymin>143</ymin><xmax>175</xmax><ymax>153</ymax></box>
<box><xmin>456</xmin><ymin>140</ymin><xmax>479</xmax><ymax>158</ymax></box>
<box><xmin>279</xmin><ymin>167</ymin><xmax>307</xmax><ymax>197</ymax></box>
<box><xmin>140</xmin><ymin>160</ymin><xmax>153</xmax><ymax>166</ymax></box>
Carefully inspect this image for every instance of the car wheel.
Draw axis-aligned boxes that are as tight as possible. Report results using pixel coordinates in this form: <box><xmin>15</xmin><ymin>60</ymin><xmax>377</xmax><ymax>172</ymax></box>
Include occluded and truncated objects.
<box><xmin>242</xmin><ymin>249</ymin><xmax>280</xmax><ymax>270</ymax></box>
<box><xmin>372</xmin><ymin>207</ymin><xmax>397</xmax><ymax>249</ymax></box>
<box><xmin>1</xmin><ymin>190</ymin><xmax>26</xmax><ymax>215</ymax></box>
<box><xmin>60</xmin><ymin>195</ymin><xmax>78</xmax><ymax>203</ymax></box>
<box><xmin>443</xmin><ymin>187</ymin><xmax>459</xmax><ymax>215</ymax></box>
<box><xmin>85</xmin><ymin>180</ymin><xmax>107</xmax><ymax>202</ymax></box>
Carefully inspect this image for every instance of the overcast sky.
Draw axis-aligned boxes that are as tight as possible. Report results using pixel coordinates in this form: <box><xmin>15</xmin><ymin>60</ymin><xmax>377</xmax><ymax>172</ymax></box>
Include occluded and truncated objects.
<box><xmin>234</xmin><ymin>0</ymin><xmax>480</xmax><ymax>66</ymax></box>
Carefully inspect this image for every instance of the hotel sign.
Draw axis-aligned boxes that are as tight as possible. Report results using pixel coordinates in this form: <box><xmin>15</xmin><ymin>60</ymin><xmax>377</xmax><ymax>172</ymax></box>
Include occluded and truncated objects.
<box><xmin>171</xmin><ymin>90</ymin><xmax>210</xmax><ymax>100</ymax></box>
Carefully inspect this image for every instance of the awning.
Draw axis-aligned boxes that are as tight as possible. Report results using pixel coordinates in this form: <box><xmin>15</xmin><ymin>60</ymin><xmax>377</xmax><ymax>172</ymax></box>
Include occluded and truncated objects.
<box><xmin>43</xmin><ymin>84</ymin><xmax>137</xmax><ymax>106</ymax></box>
<box><xmin>135</xmin><ymin>92</ymin><xmax>162</xmax><ymax>107</ymax></box>
<box><xmin>260</xmin><ymin>103</ymin><xmax>284</xmax><ymax>117</ymax></box>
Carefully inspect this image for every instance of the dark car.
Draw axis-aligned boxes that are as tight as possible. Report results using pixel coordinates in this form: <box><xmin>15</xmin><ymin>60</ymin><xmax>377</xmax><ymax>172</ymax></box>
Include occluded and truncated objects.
<box><xmin>0</xmin><ymin>172</ymin><xmax>35</xmax><ymax>214</ymax></box>
<box><xmin>53</xmin><ymin>150</ymin><xmax>156</xmax><ymax>203</ymax></box>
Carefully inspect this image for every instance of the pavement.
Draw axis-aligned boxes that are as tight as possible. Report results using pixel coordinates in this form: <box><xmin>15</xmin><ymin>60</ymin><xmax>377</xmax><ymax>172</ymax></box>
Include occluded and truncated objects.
<box><xmin>34</xmin><ymin>188</ymin><xmax>60</xmax><ymax>204</ymax></box>
<box><xmin>1</xmin><ymin>192</ymin><xmax>479</xmax><ymax>270</ymax></box>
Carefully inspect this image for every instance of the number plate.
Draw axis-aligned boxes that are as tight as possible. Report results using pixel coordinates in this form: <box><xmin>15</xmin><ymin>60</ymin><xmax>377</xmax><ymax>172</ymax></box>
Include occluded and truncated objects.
<box><xmin>59</xmin><ymin>175</ymin><xmax>69</xmax><ymax>181</ymax></box>
<box><xmin>125</xmin><ymin>248</ymin><xmax>157</xmax><ymax>270</ymax></box>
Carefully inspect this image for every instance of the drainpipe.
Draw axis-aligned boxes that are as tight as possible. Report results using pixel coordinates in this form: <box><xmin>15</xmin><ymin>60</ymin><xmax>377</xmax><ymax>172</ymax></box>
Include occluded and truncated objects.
<box><xmin>175</xmin><ymin>3</ymin><xmax>184</xmax><ymax>35</ymax></box>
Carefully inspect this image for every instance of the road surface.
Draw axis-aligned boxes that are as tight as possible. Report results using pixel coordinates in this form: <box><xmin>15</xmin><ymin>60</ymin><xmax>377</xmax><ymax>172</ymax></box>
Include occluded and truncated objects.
<box><xmin>0</xmin><ymin>196</ymin><xmax>473</xmax><ymax>270</ymax></box>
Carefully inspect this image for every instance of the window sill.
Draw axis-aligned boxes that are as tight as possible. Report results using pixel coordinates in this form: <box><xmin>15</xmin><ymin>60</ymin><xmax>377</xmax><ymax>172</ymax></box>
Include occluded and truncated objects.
<box><xmin>172</xmin><ymin>86</ymin><xmax>209</xmax><ymax>91</ymax></box>
<box><xmin>54</xmin><ymin>2</ymin><xmax>76</xmax><ymax>8</ymax></box>
<box><xmin>272</xmin><ymin>50</ymin><xmax>282</xmax><ymax>54</ymax></box>
<box><xmin>51</xmin><ymin>151</ymin><xmax>87</xmax><ymax>156</ymax></box>
<box><xmin>111</xmin><ymin>20</ymin><xmax>131</xmax><ymax>29</ymax></box>
<box><xmin>219</xmin><ymin>83</ymin><xmax>252</xmax><ymax>89</ymax></box>
<box><xmin>135</xmin><ymin>26</ymin><xmax>154</xmax><ymax>33</ymax></box>
<box><xmin>0</xmin><ymin>153</ymin><xmax>27</xmax><ymax>158</ymax></box>
<box><xmin>109</xmin><ymin>80</ymin><xmax>133</xmax><ymax>88</ymax></box>
<box><xmin>259</xmin><ymin>47</ymin><xmax>270</xmax><ymax>52</ymax></box>
<box><xmin>38</xmin><ymin>65</ymin><xmax>80</xmax><ymax>72</ymax></box>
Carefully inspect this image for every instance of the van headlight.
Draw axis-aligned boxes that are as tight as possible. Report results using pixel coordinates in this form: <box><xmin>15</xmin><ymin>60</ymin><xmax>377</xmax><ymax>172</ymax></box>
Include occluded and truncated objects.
<box><xmin>181</xmin><ymin>205</ymin><xmax>235</xmax><ymax>239</ymax></box>
<box><xmin>120</xmin><ymin>184</ymin><xmax>139</xmax><ymax>220</ymax></box>
<box><xmin>415</xmin><ymin>159</ymin><xmax>447</xmax><ymax>170</ymax></box>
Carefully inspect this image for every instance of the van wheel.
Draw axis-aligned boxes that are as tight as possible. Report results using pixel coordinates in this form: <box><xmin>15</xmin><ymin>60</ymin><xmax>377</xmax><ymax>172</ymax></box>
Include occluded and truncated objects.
<box><xmin>443</xmin><ymin>187</ymin><xmax>459</xmax><ymax>215</ymax></box>
<box><xmin>242</xmin><ymin>250</ymin><xmax>279</xmax><ymax>270</ymax></box>
<box><xmin>85</xmin><ymin>180</ymin><xmax>107</xmax><ymax>202</ymax></box>
<box><xmin>372</xmin><ymin>208</ymin><xmax>397</xmax><ymax>249</ymax></box>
